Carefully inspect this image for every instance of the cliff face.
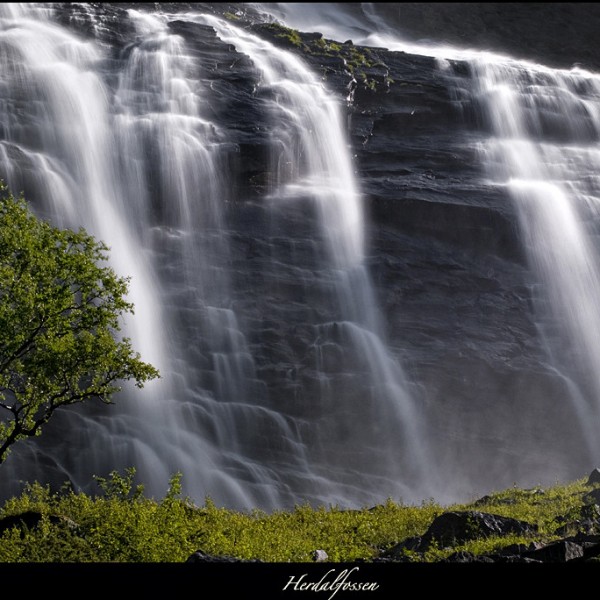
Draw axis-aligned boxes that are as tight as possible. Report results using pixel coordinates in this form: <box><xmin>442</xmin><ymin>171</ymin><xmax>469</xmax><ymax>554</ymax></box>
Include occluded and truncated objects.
<box><xmin>1</xmin><ymin>3</ymin><xmax>598</xmax><ymax>505</ymax></box>
<box><xmin>166</xmin><ymin>8</ymin><xmax>596</xmax><ymax>491</ymax></box>
<box><xmin>249</xmin><ymin>24</ymin><xmax>586</xmax><ymax>490</ymax></box>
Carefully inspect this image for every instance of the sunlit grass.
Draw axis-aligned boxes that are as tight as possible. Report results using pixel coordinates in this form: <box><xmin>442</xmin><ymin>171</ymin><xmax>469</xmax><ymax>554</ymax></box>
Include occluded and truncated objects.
<box><xmin>0</xmin><ymin>470</ymin><xmax>593</xmax><ymax>562</ymax></box>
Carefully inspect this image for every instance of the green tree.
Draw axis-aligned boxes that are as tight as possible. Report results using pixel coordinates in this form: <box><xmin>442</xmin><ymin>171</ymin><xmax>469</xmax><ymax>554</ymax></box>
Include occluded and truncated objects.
<box><xmin>0</xmin><ymin>183</ymin><xmax>159</xmax><ymax>463</ymax></box>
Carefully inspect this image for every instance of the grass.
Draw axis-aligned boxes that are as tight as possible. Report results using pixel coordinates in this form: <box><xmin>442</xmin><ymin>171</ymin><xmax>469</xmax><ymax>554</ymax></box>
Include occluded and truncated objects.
<box><xmin>0</xmin><ymin>470</ymin><xmax>594</xmax><ymax>562</ymax></box>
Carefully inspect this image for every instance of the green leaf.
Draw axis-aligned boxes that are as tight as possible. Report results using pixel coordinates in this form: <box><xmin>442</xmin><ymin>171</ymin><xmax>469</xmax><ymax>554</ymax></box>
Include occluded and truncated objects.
<box><xmin>0</xmin><ymin>182</ymin><xmax>159</xmax><ymax>463</ymax></box>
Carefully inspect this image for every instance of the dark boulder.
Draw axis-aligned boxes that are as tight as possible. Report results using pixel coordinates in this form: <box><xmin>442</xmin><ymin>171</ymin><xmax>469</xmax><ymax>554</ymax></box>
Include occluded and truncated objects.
<box><xmin>525</xmin><ymin>540</ymin><xmax>584</xmax><ymax>562</ymax></box>
<box><xmin>493</xmin><ymin>555</ymin><xmax>544</xmax><ymax>563</ymax></box>
<box><xmin>420</xmin><ymin>511</ymin><xmax>538</xmax><ymax>547</ymax></box>
<box><xmin>587</xmin><ymin>469</ymin><xmax>600</xmax><ymax>485</ymax></box>
<box><xmin>0</xmin><ymin>511</ymin><xmax>46</xmax><ymax>535</ymax></box>
<box><xmin>0</xmin><ymin>511</ymin><xmax>78</xmax><ymax>537</ymax></box>
<box><xmin>383</xmin><ymin>510</ymin><xmax>537</xmax><ymax>559</ymax></box>
<box><xmin>497</xmin><ymin>541</ymin><xmax>544</xmax><ymax>556</ymax></box>
<box><xmin>561</xmin><ymin>534</ymin><xmax>600</xmax><ymax>561</ymax></box>
<box><xmin>584</xmin><ymin>489</ymin><xmax>600</xmax><ymax>504</ymax></box>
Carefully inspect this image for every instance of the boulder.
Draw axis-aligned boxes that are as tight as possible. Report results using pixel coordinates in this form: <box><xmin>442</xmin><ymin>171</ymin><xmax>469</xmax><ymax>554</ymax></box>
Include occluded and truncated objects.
<box><xmin>525</xmin><ymin>540</ymin><xmax>584</xmax><ymax>562</ymax></box>
<box><xmin>587</xmin><ymin>469</ymin><xmax>600</xmax><ymax>485</ymax></box>
<box><xmin>383</xmin><ymin>510</ymin><xmax>538</xmax><ymax>559</ymax></box>
<box><xmin>497</xmin><ymin>541</ymin><xmax>544</xmax><ymax>555</ymax></box>
<box><xmin>495</xmin><ymin>555</ymin><xmax>543</xmax><ymax>563</ymax></box>
<box><xmin>0</xmin><ymin>511</ymin><xmax>78</xmax><ymax>536</ymax></box>
<box><xmin>584</xmin><ymin>489</ymin><xmax>600</xmax><ymax>504</ymax></box>
<box><xmin>420</xmin><ymin>511</ymin><xmax>538</xmax><ymax>547</ymax></box>
<box><xmin>0</xmin><ymin>511</ymin><xmax>46</xmax><ymax>535</ymax></box>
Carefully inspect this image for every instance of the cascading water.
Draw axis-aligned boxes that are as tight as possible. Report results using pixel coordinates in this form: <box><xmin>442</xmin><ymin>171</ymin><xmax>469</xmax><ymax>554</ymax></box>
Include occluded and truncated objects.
<box><xmin>8</xmin><ymin>1</ymin><xmax>600</xmax><ymax>508</ymax></box>
<box><xmin>267</xmin><ymin>2</ymin><xmax>600</xmax><ymax>481</ymax></box>
<box><xmin>196</xmin><ymin>14</ymin><xmax>432</xmax><ymax>500</ymax></box>
<box><xmin>0</xmin><ymin>3</ymin><xmax>433</xmax><ymax>508</ymax></box>
<box><xmin>0</xmin><ymin>4</ymin><xmax>299</xmax><ymax>507</ymax></box>
<box><xmin>470</xmin><ymin>60</ymin><xmax>600</xmax><ymax>462</ymax></box>
<box><xmin>0</xmin><ymin>3</ymin><xmax>178</xmax><ymax>490</ymax></box>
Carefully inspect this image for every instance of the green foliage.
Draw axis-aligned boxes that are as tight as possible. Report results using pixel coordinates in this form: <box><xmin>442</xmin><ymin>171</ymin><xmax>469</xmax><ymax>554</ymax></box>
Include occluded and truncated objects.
<box><xmin>0</xmin><ymin>476</ymin><xmax>442</xmax><ymax>562</ymax></box>
<box><xmin>260</xmin><ymin>22</ymin><xmax>303</xmax><ymax>47</ymax></box>
<box><xmin>0</xmin><ymin>469</ymin><xmax>200</xmax><ymax>562</ymax></box>
<box><xmin>93</xmin><ymin>467</ymin><xmax>145</xmax><ymax>501</ymax></box>
<box><xmin>0</xmin><ymin>184</ymin><xmax>159</xmax><ymax>463</ymax></box>
<box><xmin>0</xmin><ymin>474</ymin><xmax>595</xmax><ymax>562</ymax></box>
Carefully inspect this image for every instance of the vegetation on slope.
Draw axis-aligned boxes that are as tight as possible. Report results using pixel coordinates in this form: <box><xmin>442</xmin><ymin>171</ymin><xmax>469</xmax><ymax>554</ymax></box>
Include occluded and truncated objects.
<box><xmin>0</xmin><ymin>468</ymin><xmax>595</xmax><ymax>563</ymax></box>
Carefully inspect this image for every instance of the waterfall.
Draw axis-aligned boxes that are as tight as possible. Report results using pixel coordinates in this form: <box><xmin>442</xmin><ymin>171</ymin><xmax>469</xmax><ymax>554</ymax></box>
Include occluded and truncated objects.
<box><xmin>4</xmin><ymin>1</ymin><xmax>600</xmax><ymax>507</ymax></box>
<box><xmin>195</xmin><ymin>13</ymin><xmax>432</xmax><ymax>502</ymax></box>
<box><xmin>268</xmin><ymin>3</ymin><xmax>600</xmax><ymax>477</ymax></box>
<box><xmin>470</xmin><ymin>59</ymin><xmax>600</xmax><ymax>461</ymax></box>
<box><xmin>0</xmin><ymin>3</ymin><xmax>433</xmax><ymax>508</ymax></box>
<box><xmin>0</xmin><ymin>4</ymin><xmax>294</xmax><ymax>507</ymax></box>
<box><xmin>0</xmin><ymin>3</ymin><xmax>179</xmax><ymax>492</ymax></box>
